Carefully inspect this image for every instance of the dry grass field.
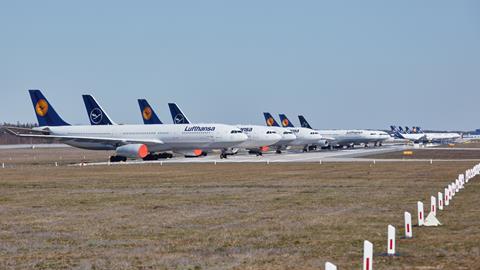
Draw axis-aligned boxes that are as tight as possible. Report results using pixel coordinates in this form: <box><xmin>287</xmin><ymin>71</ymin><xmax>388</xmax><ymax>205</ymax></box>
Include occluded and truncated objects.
<box><xmin>365</xmin><ymin>149</ymin><xmax>480</xmax><ymax>160</ymax></box>
<box><xmin>0</xmin><ymin>149</ymin><xmax>479</xmax><ymax>269</ymax></box>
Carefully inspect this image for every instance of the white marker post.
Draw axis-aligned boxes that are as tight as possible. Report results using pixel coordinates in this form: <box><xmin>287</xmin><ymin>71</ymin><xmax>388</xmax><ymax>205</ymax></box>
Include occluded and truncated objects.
<box><xmin>363</xmin><ymin>240</ymin><xmax>373</xmax><ymax>270</ymax></box>
<box><xmin>325</xmin><ymin>262</ymin><xmax>337</xmax><ymax>270</ymax></box>
<box><xmin>431</xmin><ymin>196</ymin><xmax>437</xmax><ymax>216</ymax></box>
<box><xmin>387</xmin><ymin>225</ymin><xmax>396</xmax><ymax>256</ymax></box>
<box><xmin>438</xmin><ymin>192</ymin><xmax>444</xmax><ymax>211</ymax></box>
<box><xmin>455</xmin><ymin>179</ymin><xmax>460</xmax><ymax>192</ymax></box>
<box><xmin>444</xmin><ymin>187</ymin><xmax>450</xmax><ymax>206</ymax></box>
<box><xmin>451</xmin><ymin>182</ymin><xmax>456</xmax><ymax>197</ymax></box>
<box><xmin>404</xmin><ymin>212</ymin><xmax>413</xmax><ymax>238</ymax></box>
<box><xmin>417</xmin><ymin>201</ymin><xmax>424</xmax><ymax>226</ymax></box>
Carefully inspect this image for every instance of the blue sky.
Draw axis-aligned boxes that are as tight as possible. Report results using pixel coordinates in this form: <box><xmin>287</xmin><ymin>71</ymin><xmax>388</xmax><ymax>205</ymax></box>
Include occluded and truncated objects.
<box><xmin>1</xmin><ymin>1</ymin><xmax>479</xmax><ymax>130</ymax></box>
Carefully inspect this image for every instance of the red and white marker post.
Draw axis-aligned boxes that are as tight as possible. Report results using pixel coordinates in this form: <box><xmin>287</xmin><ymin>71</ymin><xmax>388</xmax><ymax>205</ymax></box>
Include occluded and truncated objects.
<box><xmin>417</xmin><ymin>201</ymin><xmax>424</xmax><ymax>226</ymax></box>
<box><xmin>438</xmin><ymin>192</ymin><xmax>444</xmax><ymax>211</ymax></box>
<box><xmin>325</xmin><ymin>262</ymin><xmax>337</xmax><ymax>270</ymax></box>
<box><xmin>430</xmin><ymin>196</ymin><xmax>437</xmax><ymax>216</ymax></box>
<box><xmin>363</xmin><ymin>240</ymin><xmax>373</xmax><ymax>270</ymax></box>
<box><xmin>444</xmin><ymin>187</ymin><xmax>450</xmax><ymax>206</ymax></box>
<box><xmin>387</xmin><ymin>225</ymin><xmax>396</xmax><ymax>256</ymax></box>
<box><xmin>404</xmin><ymin>212</ymin><xmax>412</xmax><ymax>238</ymax></box>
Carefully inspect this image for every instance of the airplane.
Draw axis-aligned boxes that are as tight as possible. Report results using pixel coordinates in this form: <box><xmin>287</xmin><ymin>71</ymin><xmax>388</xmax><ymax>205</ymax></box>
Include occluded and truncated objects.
<box><xmin>298</xmin><ymin>115</ymin><xmax>390</xmax><ymax>147</ymax></box>
<box><xmin>166</xmin><ymin>103</ymin><xmax>283</xmax><ymax>156</ymax></box>
<box><xmin>463</xmin><ymin>129</ymin><xmax>480</xmax><ymax>140</ymax></box>
<box><xmin>390</xmin><ymin>126</ymin><xmax>426</xmax><ymax>143</ymax></box>
<box><xmin>8</xmin><ymin>90</ymin><xmax>248</xmax><ymax>162</ymax></box>
<box><xmin>411</xmin><ymin>126</ymin><xmax>461</xmax><ymax>143</ymax></box>
<box><xmin>255</xmin><ymin>113</ymin><xmax>296</xmax><ymax>154</ymax></box>
<box><xmin>265</xmin><ymin>113</ymin><xmax>326</xmax><ymax>152</ymax></box>
<box><xmin>83</xmin><ymin>94</ymin><xmax>175</xmax><ymax>159</ymax></box>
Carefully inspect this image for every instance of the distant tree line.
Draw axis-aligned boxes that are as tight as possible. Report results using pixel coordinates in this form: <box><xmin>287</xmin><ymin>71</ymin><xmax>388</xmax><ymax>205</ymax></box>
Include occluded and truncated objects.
<box><xmin>0</xmin><ymin>122</ymin><xmax>52</xmax><ymax>145</ymax></box>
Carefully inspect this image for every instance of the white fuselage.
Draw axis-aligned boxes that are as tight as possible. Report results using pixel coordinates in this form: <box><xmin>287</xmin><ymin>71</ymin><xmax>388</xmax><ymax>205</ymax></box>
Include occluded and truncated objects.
<box><xmin>35</xmin><ymin>124</ymin><xmax>248</xmax><ymax>152</ymax></box>
<box><xmin>424</xmin><ymin>132</ymin><xmax>461</xmax><ymax>142</ymax></box>
<box><xmin>285</xmin><ymin>127</ymin><xmax>326</xmax><ymax>146</ymax></box>
<box><xmin>236</xmin><ymin>125</ymin><xmax>282</xmax><ymax>149</ymax></box>
<box><xmin>266</xmin><ymin>126</ymin><xmax>297</xmax><ymax>148</ymax></box>
<box><xmin>319</xmin><ymin>130</ymin><xmax>390</xmax><ymax>146</ymax></box>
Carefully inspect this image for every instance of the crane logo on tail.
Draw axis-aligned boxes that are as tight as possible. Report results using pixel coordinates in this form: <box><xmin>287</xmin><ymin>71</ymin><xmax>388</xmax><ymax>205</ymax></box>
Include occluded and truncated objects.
<box><xmin>174</xmin><ymin>114</ymin><xmax>185</xmax><ymax>124</ymax></box>
<box><xmin>143</xmin><ymin>106</ymin><xmax>152</xmax><ymax>121</ymax></box>
<box><xmin>89</xmin><ymin>108</ymin><xmax>103</xmax><ymax>124</ymax></box>
<box><xmin>266</xmin><ymin>117</ymin><xmax>275</xmax><ymax>126</ymax></box>
<box><xmin>282</xmin><ymin>119</ymin><xmax>289</xmax><ymax>127</ymax></box>
<box><xmin>35</xmin><ymin>99</ymin><xmax>49</xmax><ymax>117</ymax></box>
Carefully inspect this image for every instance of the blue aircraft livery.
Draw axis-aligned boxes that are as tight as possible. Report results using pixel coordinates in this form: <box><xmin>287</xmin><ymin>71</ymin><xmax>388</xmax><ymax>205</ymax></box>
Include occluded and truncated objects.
<box><xmin>263</xmin><ymin>112</ymin><xmax>280</xmax><ymax>127</ymax></box>
<box><xmin>82</xmin><ymin>95</ymin><xmax>114</xmax><ymax>125</ymax></box>
<box><xmin>298</xmin><ymin>115</ymin><xmax>313</xmax><ymax>129</ymax></box>
<box><xmin>279</xmin><ymin>114</ymin><xmax>295</xmax><ymax>128</ymax></box>
<box><xmin>184</xmin><ymin>126</ymin><xmax>216</xmax><ymax>132</ymax></box>
<box><xmin>138</xmin><ymin>99</ymin><xmax>163</xmax><ymax>125</ymax></box>
<box><xmin>239</xmin><ymin>127</ymin><xmax>253</xmax><ymax>133</ymax></box>
<box><xmin>169</xmin><ymin>103</ymin><xmax>191</xmax><ymax>124</ymax></box>
<box><xmin>29</xmin><ymin>89</ymin><xmax>70</xmax><ymax>126</ymax></box>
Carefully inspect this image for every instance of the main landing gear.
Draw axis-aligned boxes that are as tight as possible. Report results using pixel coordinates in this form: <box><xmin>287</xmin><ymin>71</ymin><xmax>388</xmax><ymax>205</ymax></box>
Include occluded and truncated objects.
<box><xmin>143</xmin><ymin>153</ymin><xmax>173</xmax><ymax>161</ymax></box>
<box><xmin>110</xmin><ymin>156</ymin><xmax>127</xmax><ymax>162</ymax></box>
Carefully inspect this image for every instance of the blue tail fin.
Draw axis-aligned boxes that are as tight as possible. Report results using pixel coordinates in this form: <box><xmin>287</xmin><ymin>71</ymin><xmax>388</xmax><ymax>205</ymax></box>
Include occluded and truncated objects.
<box><xmin>82</xmin><ymin>95</ymin><xmax>116</xmax><ymax>125</ymax></box>
<box><xmin>390</xmin><ymin>126</ymin><xmax>403</xmax><ymax>139</ymax></box>
<box><xmin>28</xmin><ymin>89</ymin><xmax>70</xmax><ymax>126</ymax></box>
<box><xmin>168</xmin><ymin>103</ymin><xmax>191</xmax><ymax>124</ymax></box>
<box><xmin>278</xmin><ymin>114</ymin><xmax>295</xmax><ymax>128</ymax></box>
<box><xmin>405</xmin><ymin>126</ymin><xmax>410</xmax><ymax>134</ymax></box>
<box><xmin>398</xmin><ymin>126</ymin><xmax>405</xmax><ymax>133</ymax></box>
<box><xmin>298</xmin><ymin>115</ymin><xmax>313</xmax><ymax>129</ymax></box>
<box><xmin>263</xmin><ymin>113</ymin><xmax>280</xmax><ymax>127</ymax></box>
<box><xmin>138</xmin><ymin>99</ymin><xmax>163</xmax><ymax>125</ymax></box>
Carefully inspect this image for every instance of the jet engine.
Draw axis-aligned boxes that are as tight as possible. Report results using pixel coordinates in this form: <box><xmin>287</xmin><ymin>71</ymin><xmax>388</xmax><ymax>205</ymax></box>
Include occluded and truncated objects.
<box><xmin>116</xmin><ymin>144</ymin><xmax>149</xmax><ymax>159</ymax></box>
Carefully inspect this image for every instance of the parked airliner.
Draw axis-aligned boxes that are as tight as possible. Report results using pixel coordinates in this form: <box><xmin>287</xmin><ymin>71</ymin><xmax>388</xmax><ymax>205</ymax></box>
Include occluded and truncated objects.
<box><xmin>163</xmin><ymin>103</ymin><xmax>283</xmax><ymax>156</ymax></box>
<box><xmin>8</xmin><ymin>90</ymin><xmax>248</xmax><ymax>161</ymax></box>
<box><xmin>264</xmin><ymin>113</ymin><xmax>326</xmax><ymax>152</ymax></box>
<box><xmin>298</xmin><ymin>115</ymin><xmax>389</xmax><ymax>147</ymax></box>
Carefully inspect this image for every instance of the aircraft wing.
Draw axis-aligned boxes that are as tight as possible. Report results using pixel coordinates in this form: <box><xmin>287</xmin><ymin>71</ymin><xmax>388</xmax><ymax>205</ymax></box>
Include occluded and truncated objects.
<box><xmin>5</xmin><ymin>128</ymin><xmax>164</xmax><ymax>146</ymax></box>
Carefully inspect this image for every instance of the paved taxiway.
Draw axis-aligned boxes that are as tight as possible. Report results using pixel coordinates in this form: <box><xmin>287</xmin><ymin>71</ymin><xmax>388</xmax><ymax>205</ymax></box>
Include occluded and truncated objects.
<box><xmin>73</xmin><ymin>144</ymin><xmax>413</xmax><ymax>166</ymax></box>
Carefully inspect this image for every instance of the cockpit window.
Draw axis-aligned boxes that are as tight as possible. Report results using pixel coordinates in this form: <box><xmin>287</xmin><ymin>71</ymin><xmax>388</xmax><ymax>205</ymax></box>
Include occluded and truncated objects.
<box><xmin>283</xmin><ymin>131</ymin><xmax>293</xmax><ymax>135</ymax></box>
<box><xmin>230</xmin><ymin>130</ymin><xmax>243</xmax><ymax>134</ymax></box>
<box><xmin>266</xmin><ymin>131</ymin><xmax>277</xmax><ymax>134</ymax></box>
<box><xmin>310</xmin><ymin>132</ymin><xmax>319</xmax><ymax>135</ymax></box>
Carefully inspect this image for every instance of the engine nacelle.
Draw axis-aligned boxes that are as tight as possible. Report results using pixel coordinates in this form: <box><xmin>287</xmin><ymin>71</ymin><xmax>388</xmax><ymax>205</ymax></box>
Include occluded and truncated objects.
<box><xmin>177</xmin><ymin>149</ymin><xmax>205</xmax><ymax>157</ymax></box>
<box><xmin>116</xmin><ymin>144</ymin><xmax>149</xmax><ymax>159</ymax></box>
<box><xmin>317</xmin><ymin>140</ymin><xmax>328</xmax><ymax>147</ymax></box>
